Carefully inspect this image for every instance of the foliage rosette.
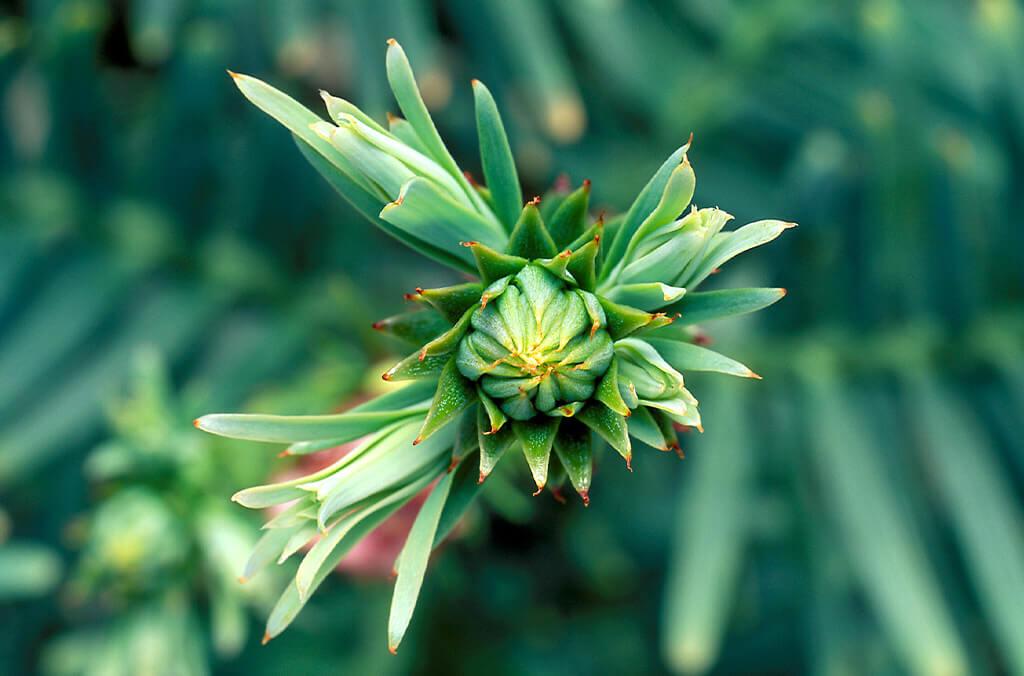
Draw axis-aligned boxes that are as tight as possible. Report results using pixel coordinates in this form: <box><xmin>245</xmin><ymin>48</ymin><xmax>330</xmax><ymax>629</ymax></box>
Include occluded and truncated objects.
<box><xmin>195</xmin><ymin>39</ymin><xmax>792</xmax><ymax>651</ymax></box>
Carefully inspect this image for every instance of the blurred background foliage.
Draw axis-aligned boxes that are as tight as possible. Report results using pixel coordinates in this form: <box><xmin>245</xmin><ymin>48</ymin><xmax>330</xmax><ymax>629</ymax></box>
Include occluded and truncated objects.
<box><xmin>1</xmin><ymin>0</ymin><xmax>1022</xmax><ymax>674</ymax></box>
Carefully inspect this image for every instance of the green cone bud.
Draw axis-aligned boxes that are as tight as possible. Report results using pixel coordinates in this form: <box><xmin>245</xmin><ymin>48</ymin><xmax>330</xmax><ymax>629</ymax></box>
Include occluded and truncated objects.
<box><xmin>456</xmin><ymin>264</ymin><xmax>613</xmax><ymax>420</ymax></box>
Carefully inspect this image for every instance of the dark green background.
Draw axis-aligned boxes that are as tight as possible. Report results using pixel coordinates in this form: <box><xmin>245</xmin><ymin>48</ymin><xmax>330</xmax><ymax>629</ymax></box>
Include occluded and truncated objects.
<box><xmin>1</xmin><ymin>1</ymin><xmax>1022</xmax><ymax>674</ymax></box>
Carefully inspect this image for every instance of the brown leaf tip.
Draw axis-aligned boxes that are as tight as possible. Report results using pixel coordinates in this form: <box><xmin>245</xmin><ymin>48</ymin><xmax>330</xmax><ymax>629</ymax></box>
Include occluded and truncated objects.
<box><xmin>192</xmin><ymin>418</ymin><xmax>201</xmax><ymax>429</ymax></box>
<box><xmin>412</xmin><ymin>436</ymin><xmax>423</xmax><ymax>446</ymax></box>
<box><xmin>388</xmin><ymin>645</ymin><xmax>398</xmax><ymax>655</ymax></box>
<box><xmin>460</xmin><ymin>240</ymin><xmax>478</xmax><ymax>248</ymax></box>
<box><xmin>528</xmin><ymin>195</ymin><xmax>542</xmax><ymax>206</ymax></box>
<box><xmin>532</xmin><ymin>484</ymin><xmax>545</xmax><ymax>496</ymax></box>
<box><xmin>261</xmin><ymin>633</ymin><xmax>272</xmax><ymax>646</ymax></box>
<box><xmin>580</xmin><ymin>490</ymin><xmax>590</xmax><ymax>507</ymax></box>
<box><xmin>372</xmin><ymin>320</ymin><xmax>385</xmax><ymax>330</ymax></box>
<box><xmin>386</xmin><ymin>38</ymin><xmax>398</xmax><ymax>47</ymax></box>
<box><xmin>625</xmin><ymin>455</ymin><xmax>633</xmax><ymax>472</ymax></box>
<box><xmin>226</xmin><ymin>69</ymin><xmax>239</xmax><ymax>80</ymax></box>
<box><xmin>780</xmin><ymin>288</ymin><xmax>788</xmax><ymax>296</ymax></box>
<box><xmin>582</xmin><ymin>178</ymin><xmax>591</xmax><ymax>190</ymax></box>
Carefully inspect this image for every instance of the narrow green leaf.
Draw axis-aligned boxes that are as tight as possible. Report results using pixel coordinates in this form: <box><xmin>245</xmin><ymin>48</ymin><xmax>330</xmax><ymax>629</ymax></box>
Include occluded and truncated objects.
<box><xmin>662</xmin><ymin>288</ymin><xmax>787</xmax><ymax>325</ymax></box>
<box><xmin>472</xmin><ymin>79</ymin><xmax>522</xmax><ymax>233</ymax></box>
<box><xmin>595</xmin><ymin>358</ymin><xmax>631</xmax><ymax>417</ymax></box>
<box><xmin>384</xmin><ymin>40</ymin><xmax>488</xmax><ymax>216</ymax></box>
<box><xmin>388</xmin><ymin>468</ymin><xmax>455</xmax><ymax>653</ymax></box>
<box><xmin>373</xmin><ymin>310</ymin><xmax>451</xmax><ymax>346</ymax></box>
<box><xmin>296</xmin><ymin>139</ymin><xmax>472</xmax><ymax>274</ymax></box>
<box><xmin>546</xmin><ymin>181</ymin><xmax>590</xmax><ymax>249</ymax></box>
<box><xmin>230</xmin><ymin>73</ymin><xmax>376</xmax><ymax>200</ymax></box>
<box><xmin>567</xmin><ymin>237</ymin><xmax>599</xmax><ymax>291</ymax></box>
<box><xmin>598</xmin><ymin>296</ymin><xmax>656</xmax><ymax>339</ymax></box>
<box><xmin>606</xmin><ymin>283</ymin><xmax>686</xmax><ymax>311</ymax></box>
<box><xmin>627</xmin><ymin>406</ymin><xmax>670</xmax><ymax>450</ymax></box>
<box><xmin>553</xmin><ymin>419</ymin><xmax>593</xmax><ymax>504</ymax></box>
<box><xmin>463</xmin><ymin>240</ymin><xmax>527</xmax><ymax>284</ymax></box>
<box><xmin>380</xmin><ymin>178</ymin><xmax>506</xmax><ymax>265</ymax></box>
<box><xmin>506</xmin><ymin>201</ymin><xmax>557</xmax><ymax>259</ymax></box>
<box><xmin>416</xmin><ymin>358</ymin><xmax>477</xmax><ymax>444</ymax></box>
<box><xmin>603</xmin><ymin>144</ymin><xmax>689</xmax><ymax>279</ymax></box>
<box><xmin>412</xmin><ymin>282</ymin><xmax>484</xmax><ymax>323</ymax></box>
<box><xmin>383</xmin><ymin>353</ymin><xmax>449</xmax><ymax>382</ymax></box>
<box><xmin>419</xmin><ymin>307</ymin><xmax>474</xmax><ymax>360</ymax></box>
<box><xmin>644</xmin><ymin>338</ymin><xmax>760</xmax><ymax>379</ymax></box>
<box><xmin>477</xmin><ymin>389</ymin><xmax>507</xmax><ymax>434</ymax></box>
<box><xmin>264</xmin><ymin>500</ymin><xmax>405</xmax><ymax>640</ymax></box>
<box><xmin>682</xmin><ymin>219</ymin><xmax>795</xmax><ymax>288</ymax></box>
<box><xmin>299</xmin><ymin>468</ymin><xmax>438</xmax><ymax>601</ymax></box>
<box><xmin>434</xmin><ymin>453</ymin><xmax>484</xmax><ymax>547</ymax></box>
<box><xmin>512</xmin><ymin>418</ymin><xmax>560</xmax><ymax>491</ymax></box>
<box><xmin>320</xmin><ymin>89</ymin><xmax>389</xmax><ymax>135</ymax></box>
<box><xmin>195</xmin><ymin>394</ymin><xmax>431</xmax><ymax>444</ymax></box>
<box><xmin>477</xmin><ymin>408</ymin><xmax>516</xmax><ymax>481</ymax></box>
<box><xmin>621</xmin><ymin>158</ymin><xmax>695</xmax><ymax>266</ymax></box>
<box><xmin>577</xmin><ymin>403</ymin><xmax>632</xmax><ymax>466</ymax></box>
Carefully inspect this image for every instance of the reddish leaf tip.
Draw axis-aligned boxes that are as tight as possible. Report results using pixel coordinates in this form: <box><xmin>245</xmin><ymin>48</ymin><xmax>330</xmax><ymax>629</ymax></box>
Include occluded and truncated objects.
<box><xmin>580</xmin><ymin>490</ymin><xmax>590</xmax><ymax>507</ymax></box>
<box><xmin>261</xmin><ymin>633</ymin><xmax>272</xmax><ymax>646</ymax></box>
<box><xmin>412</xmin><ymin>437</ymin><xmax>422</xmax><ymax>446</ymax></box>
<box><xmin>626</xmin><ymin>455</ymin><xmax>633</xmax><ymax>472</ymax></box>
<box><xmin>532</xmin><ymin>484</ymin><xmax>545</xmax><ymax>496</ymax></box>
<box><xmin>192</xmin><ymin>418</ymin><xmax>201</xmax><ymax>429</ymax></box>
<box><xmin>582</xmin><ymin>178</ymin><xmax>591</xmax><ymax>190</ymax></box>
<box><xmin>780</xmin><ymin>288</ymin><xmax>788</xmax><ymax>296</ymax></box>
<box><xmin>528</xmin><ymin>195</ymin><xmax>542</xmax><ymax>206</ymax></box>
<box><xmin>460</xmin><ymin>240</ymin><xmax>478</xmax><ymax>248</ymax></box>
<box><xmin>388</xmin><ymin>645</ymin><xmax>398</xmax><ymax>655</ymax></box>
<box><xmin>386</xmin><ymin>38</ymin><xmax>398</xmax><ymax>46</ymax></box>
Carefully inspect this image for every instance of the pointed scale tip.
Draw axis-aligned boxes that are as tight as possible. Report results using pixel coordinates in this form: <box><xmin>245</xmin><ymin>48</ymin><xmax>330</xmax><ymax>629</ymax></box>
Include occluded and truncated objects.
<box><xmin>386</xmin><ymin>38</ymin><xmax>398</xmax><ymax>47</ymax></box>
<box><xmin>192</xmin><ymin>418</ymin><xmax>202</xmax><ymax>429</ymax></box>
<box><xmin>784</xmin><ymin>221</ymin><xmax>799</xmax><ymax>229</ymax></box>
<box><xmin>372</xmin><ymin>320</ymin><xmax>384</xmax><ymax>330</ymax></box>
<box><xmin>459</xmin><ymin>240</ymin><xmax>479</xmax><ymax>248</ymax></box>
<box><xmin>277</xmin><ymin>449</ymin><xmax>290</xmax><ymax>458</ymax></box>
<box><xmin>780</xmin><ymin>288</ymin><xmax>788</xmax><ymax>297</ymax></box>
<box><xmin>746</xmin><ymin>370</ymin><xmax>763</xmax><ymax>380</ymax></box>
<box><xmin>532</xmin><ymin>484</ymin><xmax>545</xmax><ymax>497</ymax></box>
<box><xmin>478</xmin><ymin>471</ymin><xmax>487</xmax><ymax>484</ymax></box>
<box><xmin>582</xmin><ymin>178</ymin><xmax>591</xmax><ymax>190</ymax></box>
<box><xmin>382</xmin><ymin>372</ymin><xmax>393</xmax><ymax>381</ymax></box>
<box><xmin>580</xmin><ymin>490</ymin><xmax>590</xmax><ymax>507</ymax></box>
<box><xmin>471</xmin><ymin>78</ymin><xmax>481</xmax><ymax>87</ymax></box>
<box><xmin>528</xmin><ymin>195</ymin><xmax>542</xmax><ymax>206</ymax></box>
<box><xmin>261</xmin><ymin>633</ymin><xmax>272</xmax><ymax>646</ymax></box>
<box><xmin>388</xmin><ymin>645</ymin><xmax>398</xmax><ymax>655</ymax></box>
<box><xmin>625</xmin><ymin>455</ymin><xmax>633</xmax><ymax>472</ymax></box>
<box><xmin>226</xmin><ymin>69</ymin><xmax>240</xmax><ymax>80</ymax></box>
<box><xmin>412</xmin><ymin>437</ymin><xmax>422</xmax><ymax>446</ymax></box>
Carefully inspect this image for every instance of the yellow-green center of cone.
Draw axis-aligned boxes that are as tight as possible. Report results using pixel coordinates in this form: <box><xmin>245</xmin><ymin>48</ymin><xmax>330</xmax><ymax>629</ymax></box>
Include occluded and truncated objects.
<box><xmin>456</xmin><ymin>264</ymin><xmax>613</xmax><ymax>420</ymax></box>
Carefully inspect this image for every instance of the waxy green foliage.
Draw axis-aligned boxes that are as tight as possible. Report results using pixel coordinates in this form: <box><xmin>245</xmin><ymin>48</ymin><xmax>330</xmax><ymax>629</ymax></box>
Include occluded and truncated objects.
<box><xmin>196</xmin><ymin>40</ymin><xmax>791</xmax><ymax>652</ymax></box>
